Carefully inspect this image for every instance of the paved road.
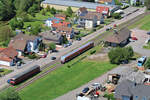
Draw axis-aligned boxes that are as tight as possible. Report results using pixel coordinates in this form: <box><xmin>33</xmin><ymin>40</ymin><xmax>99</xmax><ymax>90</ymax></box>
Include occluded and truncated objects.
<box><xmin>128</xmin><ymin>28</ymin><xmax>150</xmax><ymax>56</ymax></box>
<box><xmin>55</xmin><ymin>61</ymin><xmax>136</xmax><ymax>100</ymax></box>
<box><xmin>0</xmin><ymin>7</ymin><xmax>146</xmax><ymax>90</ymax></box>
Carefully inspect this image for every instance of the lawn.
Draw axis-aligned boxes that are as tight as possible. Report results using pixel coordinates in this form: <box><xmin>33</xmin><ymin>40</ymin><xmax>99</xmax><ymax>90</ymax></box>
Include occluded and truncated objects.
<box><xmin>128</xmin><ymin>14</ymin><xmax>150</xmax><ymax>31</ymax></box>
<box><xmin>143</xmin><ymin>42</ymin><xmax>150</xmax><ymax>49</ymax></box>
<box><xmin>0</xmin><ymin>68</ymin><xmax>12</xmax><ymax>76</ymax></box>
<box><xmin>19</xmin><ymin>46</ymin><xmax>117</xmax><ymax>100</ymax></box>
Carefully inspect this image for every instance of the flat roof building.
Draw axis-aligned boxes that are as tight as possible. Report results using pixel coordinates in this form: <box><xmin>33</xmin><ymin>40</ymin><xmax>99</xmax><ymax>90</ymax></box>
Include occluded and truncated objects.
<box><xmin>41</xmin><ymin>0</ymin><xmax>119</xmax><ymax>12</ymax></box>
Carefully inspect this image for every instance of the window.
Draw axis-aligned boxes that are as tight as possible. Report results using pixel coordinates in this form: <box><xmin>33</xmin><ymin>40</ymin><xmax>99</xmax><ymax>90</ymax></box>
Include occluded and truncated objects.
<box><xmin>142</xmin><ymin>97</ymin><xmax>147</xmax><ymax>100</ymax></box>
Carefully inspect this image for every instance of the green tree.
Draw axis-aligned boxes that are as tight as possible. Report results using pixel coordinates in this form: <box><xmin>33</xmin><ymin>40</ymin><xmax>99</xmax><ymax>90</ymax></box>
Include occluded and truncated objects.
<box><xmin>0</xmin><ymin>0</ymin><xmax>16</xmax><ymax>21</ymax></box>
<box><xmin>66</xmin><ymin>6</ymin><xmax>73</xmax><ymax>17</ymax></box>
<box><xmin>46</xmin><ymin>6</ymin><xmax>51</xmax><ymax>12</ymax></box>
<box><xmin>145</xmin><ymin>0</ymin><xmax>150</xmax><ymax>10</ymax></box>
<box><xmin>41</xmin><ymin>9</ymin><xmax>46</xmax><ymax>15</ymax></box>
<box><xmin>108</xmin><ymin>47</ymin><xmax>134</xmax><ymax>64</ymax></box>
<box><xmin>0</xmin><ymin>88</ymin><xmax>21</xmax><ymax>100</ymax></box>
<box><xmin>48</xmin><ymin>43</ymin><xmax>56</xmax><ymax>50</ymax></box>
<box><xmin>112</xmin><ymin>13</ymin><xmax>121</xmax><ymax>19</ymax></box>
<box><xmin>144</xmin><ymin>57</ymin><xmax>150</xmax><ymax>69</ymax></box>
<box><xmin>9</xmin><ymin>17</ymin><xmax>24</xmax><ymax>30</ymax></box>
<box><xmin>30</xmin><ymin>25</ymin><xmax>41</xmax><ymax>35</ymax></box>
<box><xmin>50</xmin><ymin>7</ymin><xmax>56</xmax><ymax>15</ymax></box>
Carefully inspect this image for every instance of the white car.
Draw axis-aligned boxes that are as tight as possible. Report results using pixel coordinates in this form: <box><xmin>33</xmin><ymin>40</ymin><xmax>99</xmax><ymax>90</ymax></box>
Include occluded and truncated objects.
<box><xmin>91</xmin><ymin>83</ymin><xmax>102</xmax><ymax>89</ymax></box>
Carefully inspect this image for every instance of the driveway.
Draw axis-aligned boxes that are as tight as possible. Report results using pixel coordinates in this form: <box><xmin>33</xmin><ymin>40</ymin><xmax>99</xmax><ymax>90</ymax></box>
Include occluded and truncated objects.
<box><xmin>128</xmin><ymin>28</ymin><xmax>150</xmax><ymax>56</ymax></box>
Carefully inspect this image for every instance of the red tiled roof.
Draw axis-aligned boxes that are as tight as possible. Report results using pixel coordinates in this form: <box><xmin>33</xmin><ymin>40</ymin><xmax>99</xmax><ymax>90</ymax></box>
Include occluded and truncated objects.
<box><xmin>96</xmin><ymin>6</ymin><xmax>109</xmax><ymax>14</ymax></box>
<box><xmin>0</xmin><ymin>47</ymin><xmax>18</xmax><ymax>62</ymax></box>
<box><xmin>52</xmin><ymin>21</ymin><xmax>70</xmax><ymax>28</ymax></box>
<box><xmin>56</xmin><ymin>26</ymin><xmax>73</xmax><ymax>35</ymax></box>
<box><xmin>0</xmin><ymin>48</ymin><xmax>5</xmax><ymax>51</ymax></box>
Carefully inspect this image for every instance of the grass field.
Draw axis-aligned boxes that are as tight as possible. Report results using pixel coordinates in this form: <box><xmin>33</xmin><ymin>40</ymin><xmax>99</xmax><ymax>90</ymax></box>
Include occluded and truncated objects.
<box><xmin>0</xmin><ymin>68</ymin><xmax>12</xmax><ymax>76</ymax></box>
<box><xmin>129</xmin><ymin>14</ymin><xmax>150</xmax><ymax>31</ymax></box>
<box><xmin>19</xmin><ymin>46</ymin><xmax>117</xmax><ymax>100</ymax></box>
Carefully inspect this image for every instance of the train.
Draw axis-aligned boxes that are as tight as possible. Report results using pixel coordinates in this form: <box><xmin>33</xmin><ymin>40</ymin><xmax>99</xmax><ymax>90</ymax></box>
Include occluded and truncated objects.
<box><xmin>7</xmin><ymin>65</ymin><xmax>40</xmax><ymax>85</ymax></box>
<box><xmin>61</xmin><ymin>41</ymin><xmax>94</xmax><ymax>64</ymax></box>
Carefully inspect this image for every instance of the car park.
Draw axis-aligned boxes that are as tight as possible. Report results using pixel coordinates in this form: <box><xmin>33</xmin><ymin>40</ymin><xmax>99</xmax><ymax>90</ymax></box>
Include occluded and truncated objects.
<box><xmin>82</xmin><ymin>87</ymin><xmax>89</xmax><ymax>93</ymax></box>
<box><xmin>51</xmin><ymin>56</ymin><xmax>56</xmax><ymax>60</ymax></box>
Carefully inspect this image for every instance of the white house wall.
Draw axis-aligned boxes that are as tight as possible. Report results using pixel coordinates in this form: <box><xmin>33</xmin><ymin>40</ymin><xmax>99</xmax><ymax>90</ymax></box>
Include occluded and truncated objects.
<box><xmin>85</xmin><ymin>20</ymin><xmax>93</xmax><ymax>29</ymax></box>
<box><xmin>0</xmin><ymin>60</ymin><xmax>11</xmax><ymax>66</ymax></box>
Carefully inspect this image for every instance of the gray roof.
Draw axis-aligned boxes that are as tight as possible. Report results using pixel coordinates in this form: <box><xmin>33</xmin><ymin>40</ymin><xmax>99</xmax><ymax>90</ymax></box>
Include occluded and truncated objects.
<box><xmin>115</xmin><ymin>79</ymin><xmax>150</xmax><ymax>100</ymax></box>
<box><xmin>11</xmin><ymin>65</ymin><xmax>40</xmax><ymax>79</ymax></box>
<box><xmin>41</xmin><ymin>0</ymin><xmax>118</xmax><ymax>10</ymax></box>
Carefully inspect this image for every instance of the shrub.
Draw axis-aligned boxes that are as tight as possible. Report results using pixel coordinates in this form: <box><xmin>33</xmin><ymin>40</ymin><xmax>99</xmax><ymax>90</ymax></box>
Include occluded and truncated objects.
<box><xmin>144</xmin><ymin>57</ymin><xmax>150</xmax><ymax>69</ymax></box>
<box><xmin>90</xmin><ymin>50</ymin><xmax>96</xmax><ymax>54</ymax></box>
<box><xmin>28</xmin><ymin>53</ymin><xmax>37</xmax><ymax>59</ymax></box>
<box><xmin>112</xmin><ymin>13</ymin><xmax>121</xmax><ymax>19</ymax></box>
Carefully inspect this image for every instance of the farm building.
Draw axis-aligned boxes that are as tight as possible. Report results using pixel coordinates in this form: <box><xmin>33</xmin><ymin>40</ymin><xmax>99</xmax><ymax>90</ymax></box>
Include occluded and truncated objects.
<box><xmin>104</xmin><ymin>28</ymin><xmax>130</xmax><ymax>47</ymax></box>
<box><xmin>41</xmin><ymin>0</ymin><xmax>119</xmax><ymax>12</ymax></box>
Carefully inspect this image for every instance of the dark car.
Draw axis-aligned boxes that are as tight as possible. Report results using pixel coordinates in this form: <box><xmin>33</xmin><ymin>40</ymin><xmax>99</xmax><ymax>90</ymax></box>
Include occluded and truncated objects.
<box><xmin>82</xmin><ymin>87</ymin><xmax>89</xmax><ymax>93</ymax></box>
<box><xmin>147</xmin><ymin>31</ymin><xmax>150</xmax><ymax>35</ymax></box>
<box><xmin>51</xmin><ymin>56</ymin><xmax>56</xmax><ymax>60</ymax></box>
<box><xmin>76</xmin><ymin>37</ymin><xmax>81</xmax><ymax>41</ymax></box>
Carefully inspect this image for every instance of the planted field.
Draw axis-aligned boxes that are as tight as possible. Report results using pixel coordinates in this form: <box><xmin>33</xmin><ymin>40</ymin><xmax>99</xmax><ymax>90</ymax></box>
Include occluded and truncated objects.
<box><xmin>19</xmin><ymin>46</ymin><xmax>117</xmax><ymax>100</ymax></box>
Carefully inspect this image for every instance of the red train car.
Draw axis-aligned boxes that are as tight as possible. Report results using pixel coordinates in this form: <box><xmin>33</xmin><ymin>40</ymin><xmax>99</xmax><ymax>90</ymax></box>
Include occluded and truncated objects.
<box><xmin>61</xmin><ymin>42</ymin><xmax>94</xmax><ymax>64</ymax></box>
<box><xmin>7</xmin><ymin>65</ymin><xmax>40</xmax><ymax>85</ymax></box>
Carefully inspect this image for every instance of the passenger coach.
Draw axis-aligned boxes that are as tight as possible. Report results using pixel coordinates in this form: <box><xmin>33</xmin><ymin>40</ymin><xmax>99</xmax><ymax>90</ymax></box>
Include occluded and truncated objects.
<box><xmin>61</xmin><ymin>41</ymin><xmax>94</xmax><ymax>64</ymax></box>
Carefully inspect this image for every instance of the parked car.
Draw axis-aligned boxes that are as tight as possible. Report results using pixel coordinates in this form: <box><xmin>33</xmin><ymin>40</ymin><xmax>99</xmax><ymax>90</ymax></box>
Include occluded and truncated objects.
<box><xmin>132</xmin><ymin>37</ymin><xmax>138</xmax><ymax>40</ymax></box>
<box><xmin>76</xmin><ymin>37</ymin><xmax>81</xmax><ymax>41</ymax></box>
<box><xmin>51</xmin><ymin>56</ymin><xmax>56</xmax><ymax>60</ymax></box>
<box><xmin>147</xmin><ymin>31</ymin><xmax>150</xmax><ymax>35</ymax></box>
<box><xmin>106</xmin><ymin>27</ymin><xmax>112</xmax><ymax>31</ymax></box>
<box><xmin>145</xmin><ymin>38</ymin><xmax>150</xmax><ymax>44</ymax></box>
<box><xmin>37</xmin><ymin>52</ymin><xmax>47</xmax><ymax>58</ymax></box>
<box><xmin>64</xmin><ymin>44</ymin><xmax>68</xmax><ymax>48</ymax></box>
<box><xmin>129</xmin><ymin>38</ymin><xmax>136</xmax><ymax>42</ymax></box>
<box><xmin>17</xmin><ymin>62</ymin><xmax>22</xmax><ymax>66</ymax></box>
<box><xmin>92</xmin><ymin>83</ymin><xmax>102</xmax><ymax>90</ymax></box>
<box><xmin>82</xmin><ymin>87</ymin><xmax>89</xmax><ymax>93</ymax></box>
<box><xmin>67</xmin><ymin>42</ymin><xmax>72</xmax><ymax>46</ymax></box>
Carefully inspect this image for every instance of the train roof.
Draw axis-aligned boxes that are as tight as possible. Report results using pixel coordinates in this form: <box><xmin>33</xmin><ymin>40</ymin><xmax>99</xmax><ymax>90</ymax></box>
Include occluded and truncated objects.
<box><xmin>61</xmin><ymin>41</ymin><xmax>94</xmax><ymax>59</ymax></box>
<box><xmin>11</xmin><ymin>65</ymin><xmax>40</xmax><ymax>79</ymax></box>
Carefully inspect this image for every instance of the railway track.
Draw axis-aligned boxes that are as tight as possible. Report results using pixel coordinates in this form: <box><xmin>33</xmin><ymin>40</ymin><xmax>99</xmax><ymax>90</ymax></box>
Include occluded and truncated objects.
<box><xmin>14</xmin><ymin>11</ymin><xmax>149</xmax><ymax>91</ymax></box>
<box><xmin>16</xmin><ymin>62</ymin><xmax>62</xmax><ymax>91</ymax></box>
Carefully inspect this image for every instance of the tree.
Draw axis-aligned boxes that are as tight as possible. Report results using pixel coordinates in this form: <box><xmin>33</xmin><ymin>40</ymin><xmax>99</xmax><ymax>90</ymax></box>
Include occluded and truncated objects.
<box><xmin>0</xmin><ymin>88</ymin><xmax>21</xmax><ymax>100</ymax></box>
<box><xmin>145</xmin><ymin>0</ymin><xmax>150</xmax><ymax>10</ymax></box>
<box><xmin>9</xmin><ymin>17</ymin><xmax>24</xmax><ymax>30</ymax></box>
<box><xmin>48</xmin><ymin>43</ymin><xmax>56</xmax><ymax>50</ymax></box>
<box><xmin>112</xmin><ymin>13</ymin><xmax>121</xmax><ymax>19</ymax></box>
<box><xmin>108</xmin><ymin>47</ymin><xmax>134</xmax><ymax>64</ymax></box>
<box><xmin>0</xmin><ymin>0</ymin><xmax>16</xmax><ymax>21</ymax></box>
<box><xmin>144</xmin><ymin>57</ymin><xmax>150</xmax><ymax>69</ymax></box>
<box><xmin>41</xmin><ymin>9</ymin><xmax>46</xmax><ymax>15</ymax></box>
<box><xmin>46</xmin><ymin>6</ymin><xmax>51</xmax><ymax>12</ymax></box>
<box><xmin>50</xmin><ymin>7</ymin><xmax>56</xmax><ymax>15</ymax></box>
<box><xmin>66</xmin><ymin>6</ymin><xmax>73</xmax><ymax>17</ymax></box>
<box><xmin>30</xmin><ymin>25</ymin><xmax>41</xmax><ymax>35</ymax></box>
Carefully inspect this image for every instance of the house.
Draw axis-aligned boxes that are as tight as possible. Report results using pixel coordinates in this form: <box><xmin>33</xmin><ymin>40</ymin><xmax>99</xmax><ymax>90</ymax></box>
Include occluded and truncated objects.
<box><xmin>9</xmin><ymin>33</ymin><xmax>42</xmax><ymax>56</ymax></box>
<box><xmin>104</xmin><ymin>28</ymin><xmax>130</xmax><ymax>47</ymax></box>
<box><xmin>0</xmin><ymin>47</ymin><xmax>18</xmax><ymax>66</ymax></box>
<box><xmin>78</xmin><ymin>11</ymin><xmax>104</xmax><ymax>28</ymax></box>
<box><xmin>95</xmin><ymin>0</ymin><xmax>115</xmax><ymax>5</ymax></box>
<box><xmin>52</xmin><ymin>21</ymin><xmax>71</xmax><ymax>31</ymax></box>
<box><xmin>39</xmin><ymin>31</ymin><xmax>64</xmax><ymax>45</ymax></box>
<box><xmin>56</xmin><ymin>26</ymin><xmax>74</xmax><ymax>40</ymax></box>
<box><xmin>76</xmin><ymin>7</ymin><xmax>88</xmax><ymax>16</ymax></box>
<box><xmin>78</xmin><ymin>12</ymin><xmax>98</xmax><ymax>29</ymax></box>
<box><xmin>45</xmin><ymin>17</ymin><xmax>63</xmax><ymax>27</ymax></box>
<box><xmin>115</xmin><ymin>79</ymin><xmax>150</xmax><ymax>100</ymax></box>
<box><xmin>54</xmin><ymin>14</ymin><xmax>66</xmax><ymax>20</ymax></box>
<box><xmin>96</xmin><ymin>6</ymin><xmax>110</xmax><ymax>16</ymax></box>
